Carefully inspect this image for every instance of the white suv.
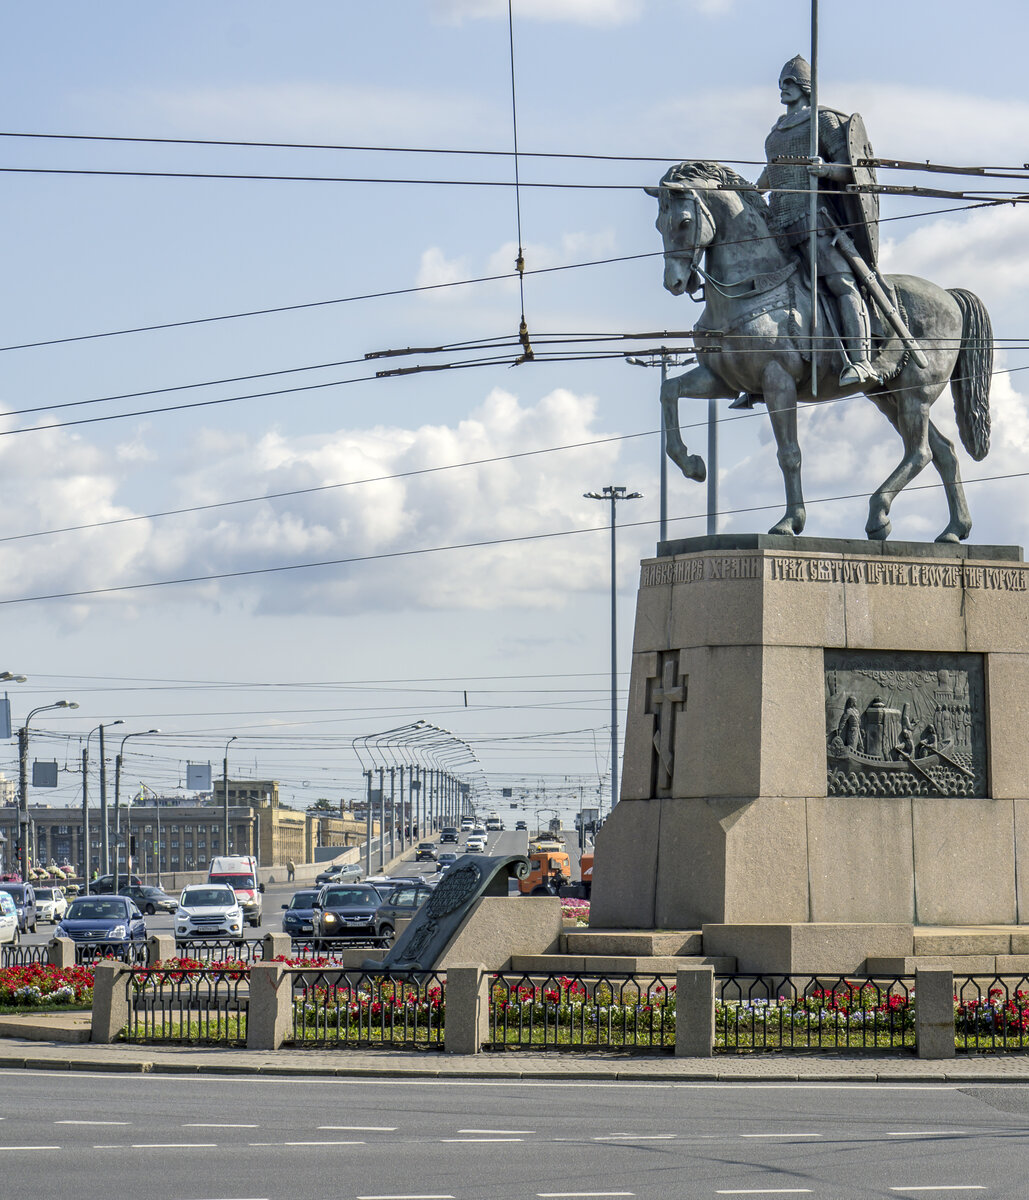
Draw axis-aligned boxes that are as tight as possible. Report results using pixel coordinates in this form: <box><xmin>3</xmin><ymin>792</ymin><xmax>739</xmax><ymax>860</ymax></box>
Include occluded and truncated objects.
<box><xmin>34</xmin><ymin>886</ymin><xmax>68</xmax><ymax>923</ymax></box>
<box><xmin>176</xmin><ymin>884</ymin><xmax>245</xmax><ymax>943</ymax></box>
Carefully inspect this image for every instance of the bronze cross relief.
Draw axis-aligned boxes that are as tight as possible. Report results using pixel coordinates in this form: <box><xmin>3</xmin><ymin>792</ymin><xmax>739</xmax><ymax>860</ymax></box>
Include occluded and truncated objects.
<box><xmin>646</xmin><ymin>650</ymin><xmax>687</xmax><ymax>796</ymax></box>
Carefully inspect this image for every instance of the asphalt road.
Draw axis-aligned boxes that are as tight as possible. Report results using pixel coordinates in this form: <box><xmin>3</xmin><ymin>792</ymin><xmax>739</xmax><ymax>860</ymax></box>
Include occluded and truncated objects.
<box><xmin>21</xmin><ymin>826</ymin><xmax>532</xmax><ymax>944</ymax></box>
<box><xmin>0</xmin><ymin>1072</ymin><xmax>1027</xmax><ymax>1199</ymax></box>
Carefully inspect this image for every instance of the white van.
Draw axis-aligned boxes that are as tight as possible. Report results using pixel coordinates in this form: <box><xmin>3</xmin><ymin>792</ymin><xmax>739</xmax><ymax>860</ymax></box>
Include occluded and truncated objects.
<box><xmin>207</xmin><ymin>855</ymin><xmax>264</xmax><ymax>927</ymax></box>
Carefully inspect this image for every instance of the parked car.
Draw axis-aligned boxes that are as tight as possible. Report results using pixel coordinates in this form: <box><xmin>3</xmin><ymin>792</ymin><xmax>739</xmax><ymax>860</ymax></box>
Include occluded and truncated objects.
<box><xmin>439</xmin><ymin>827</ymin><xmax>459</xmax><ymax>844</ymax></box>
<box><xmin>376</xmin><ymin>883</ymin><xmax>435</xmax><ymax>931</ymax></box>
<box><xmin>436</xmin><ymin>852</ymin><xmax>459</xmax><ymax>874</ymax></box>
<box><xmin>281</xmin><ymin>888</ymin><xmax>320</xmax><ymax>936</ymax></box>
<box><xmin>414</xmin><ymin>842</ymin><xmax>438</xmax><ymax>863</ymax></box>
<box><xmin>0</xmin><ymin>883</ymin><xmax>36</xmax><ymax>934</ymax></box>
<box><xmin>315</xmin><ymin>862</ymin><xmax>363</xmax><ymax>886</ymax></box>
<box><xmin>175</xmin><ymin>884</ymin><xmax>245</xmax><ymax>943</ymax></box>
<box><xmin>312</xmin><ymin>883</ymin><xmax>394</xmax><ymax>946</ymax></box>
<box><xmin>56</xmin><ymin>895</ymin><xmax>147</xmax><ymax>959</ymax></box>
<box><xmin>118</xmin><ymin>884</ymin><xmax>177</xmax><ymax>916</ymax></box>
<box><xmin>87</xmin><ymin>873</ymin><xmax>142</xmax><ymax>895</ymax></box>
<box><xmin>34</xmin><ymin>886</ymin><xmax>68</xmax><ymax>923</ymax></box>
<box><xmin>465</xmin><ymin>834</ymin><xmax>487</xmax><ymax>852</ymax></box>
<box><xmin>0</xmin><ymin>891</ymin><xmax>18</xmax><ymax>945</ymax></box>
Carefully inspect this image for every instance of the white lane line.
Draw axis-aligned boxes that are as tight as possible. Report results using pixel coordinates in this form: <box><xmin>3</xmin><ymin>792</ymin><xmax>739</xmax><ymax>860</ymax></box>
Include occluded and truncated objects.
<box><xmin>248</xmin><ymin>1139</ymin><xmax>366</xmax><ymax>1147</ymax></box>
<box><xmin>740</xmin><ymin>1133</ymin><xmax>822</xmax><ymax>1139</ymax></box>
<box><xmin>130</xmin><ymin>1143</ymin><xmax>217</xmax><ymax>1149</ymax></box>
<box><xmin>56</xmin><ymin>1120</ymin><xmax>130</xmax><ymax>1126</ymax></box>
<box><xmin>182</xmin><ymin>1123</ymin><xmax>259</xmax><ymax>1128</ymax></box>
<box><xmin>887</xmin><ymin>1131</ymin><xmax>968</xmax><ymax>1137</ymax></box>
<box><xmin>889</xmin><ymin>1189</ymin><xmax>987</xmax><ymax>1193</ymax></box>
<box><xmin>439</xmin><ymin>1137</ymin><xmax>524</xmax><ymax>1143</ymax></box>
<box><xmin>458</xmin><ymin>1127</ymin><xmax>535</xmax><ymax>1134</ymax></box>
<box><xmin>593</xmin><ymin>1134</ymin><xmax>677</xmax><ymax>1140</ymax></box>
<box><xmin>319</xmin><ymin>1125</ymin><xmax>397</xmax><ymax>1131</ymax></box>
<box><xmin>715</xmin><ymin>1192</ymin><xmax>813</xmax><ymax>1196</ymax></box>
<box><xmin>356</xmin><ymin>1195</ymin><xmax>455</xmax><ymax>1200</ymax></box>
<box><xmin>0</xmin><ymin>1146</ymin><xmax>60</xmax><ymax>1151</ymax></box>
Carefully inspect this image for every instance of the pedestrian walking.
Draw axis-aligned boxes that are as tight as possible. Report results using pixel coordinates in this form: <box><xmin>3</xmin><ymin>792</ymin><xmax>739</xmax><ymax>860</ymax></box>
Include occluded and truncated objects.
<box><xmin>287</xmin><ymin>858</ymin><xmax>295</xmax><ymax>882</ymax></box>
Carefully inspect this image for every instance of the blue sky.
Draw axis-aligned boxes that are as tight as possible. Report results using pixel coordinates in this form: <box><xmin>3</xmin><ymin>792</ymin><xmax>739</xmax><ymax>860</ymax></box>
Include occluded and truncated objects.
<box><xmin>0</xmin><ymin>0</ymin><xmax>1026</xmax><ymax>823</ymax></box>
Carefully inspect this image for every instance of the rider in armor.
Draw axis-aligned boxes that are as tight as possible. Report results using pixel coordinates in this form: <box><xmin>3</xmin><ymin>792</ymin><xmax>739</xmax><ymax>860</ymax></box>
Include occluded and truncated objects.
<box><xmin>757</xmin><ymin>55</ymin><xmax>877</xmax><ymax>387</ymax></box>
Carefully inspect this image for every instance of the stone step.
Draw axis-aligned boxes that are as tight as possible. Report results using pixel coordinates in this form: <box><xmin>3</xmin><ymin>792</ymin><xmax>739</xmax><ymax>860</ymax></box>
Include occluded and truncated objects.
<box><xmin>867</xmin><ymin>954</ymin><xmax>1029</xmax><ymax>975</ymax></box>
<box><xmin>508</xmin><ymin>953</ymin><xmax>735</xmax><ymax>974</ymax></box>
<box><xmin>912</xmin><ymin>928</ymin><xmax>1029</xmax><ymax>955</ymax></box>
<box><xmin>561</xmin><ymin>929</ymin><xmax>703</xmax><ymax>956</ymax></box>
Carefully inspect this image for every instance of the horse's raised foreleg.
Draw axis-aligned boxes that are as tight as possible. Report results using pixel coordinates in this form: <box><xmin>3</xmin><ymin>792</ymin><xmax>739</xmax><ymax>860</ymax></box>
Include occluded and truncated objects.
<box><xmin>660</xmin><ymin>362</ymin><xmax>736</xmax><ymax>483</ymax></box>
<box><xmin>865</xmin><ymin>391</ymin><xmax>934</xmax><ymax>540</ymax></box>
<box><xmin>927</xmin><ymin>420</ymin><xmax>972</xmax><ymax>542</ymax></box>
<box><xmin>762</xmin><ymin>361</ymin><xmax>805</xmax><ymax>535</ymax></box>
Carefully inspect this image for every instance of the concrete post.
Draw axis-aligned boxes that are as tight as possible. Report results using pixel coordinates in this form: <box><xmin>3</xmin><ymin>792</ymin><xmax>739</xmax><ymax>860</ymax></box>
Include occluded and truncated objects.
<box><xmin>247</xmin><ymin>961</ymin><xmax>292</xmax><ymax>1050</ymax></box>
<box><xmin>262</xmin><ymin>932</ymin><xmax>291</xmax><ymax>962</ymax></box>
<box><xmin>444</xmin><ymin>963</ymin><xmax>490</xmax><ymax>1055</ymax></box>
<box><xmin>90</xmin><ymin>961</ymin><xmax>130</xmax><ymax>1043</ymax></box>
<box><xmin>47</xmin><ymin>937</ymin><xmax>76</xmax><ymax>969</ymax></box>
<box><xmin>147</xmin><ymin>934</ymin><xmax>175</xmax><ymax>965</ymax></box>
<box><xmin>916</xmin><ymin>967</ymin><xmax>955</xmax><ymax>1059</ymax></box>
<box><xmin>675</xmin><ymin>965</ymin><xmax>715</xmax><ymax>1058</ymax></box>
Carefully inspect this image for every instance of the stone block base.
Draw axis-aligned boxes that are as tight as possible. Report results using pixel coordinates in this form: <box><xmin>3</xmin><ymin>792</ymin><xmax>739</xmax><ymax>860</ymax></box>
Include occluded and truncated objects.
<box><xmin>701</xmin><ymin>923</ymin><xmax>913</xmax><ymax>974</ymax></box>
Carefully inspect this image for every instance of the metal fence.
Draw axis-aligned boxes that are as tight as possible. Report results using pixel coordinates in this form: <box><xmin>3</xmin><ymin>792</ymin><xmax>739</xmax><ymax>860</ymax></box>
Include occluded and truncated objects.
<box><xmin>955</xmin><ymin>974</ymin><xmax>1029</xmax><ymax>1051</ymax></box>
<box><xmin>75</xmin><ymin>941</ymin><xmax>148</xmax><ymax>966</ymax></box>
<box><xmin>289</xmin><ymin>967</ymin><xmax>445</xmax><ymax>1048</ymax></box>
<box><xmin>488</xmin><ymin>972</ymin><xmax>676</xmax><ymax>1052</ymax></box>
<box><xmin>716</xmin><ymin>974</ymin><xmax>915</xmax><ymax>1052</ymax></box>
<box><xmin>172</xmin><ymin>938</ymin><xmax>265</xmax><ymax>964</ymax></box>
<box><xmin>121</xmin><ymin>963</ymin><xmax>248</xmax><ymax>1045</ymax></box>
<box><xmin>0</xmin><ymin>942</ymin><xmax>50</xmax><ymax>968</ymax></box>
<box><xmin>288</xmin><ymin>936</ymin><xmax>390</xmax><ymax>961</ymax></box>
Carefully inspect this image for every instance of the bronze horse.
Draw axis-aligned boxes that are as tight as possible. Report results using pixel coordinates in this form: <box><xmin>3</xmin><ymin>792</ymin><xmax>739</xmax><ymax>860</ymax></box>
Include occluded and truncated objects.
<box><xmin>647</xmin><ymin>161</ymin><xmax>992</xmax><ymax>542</ymax></box>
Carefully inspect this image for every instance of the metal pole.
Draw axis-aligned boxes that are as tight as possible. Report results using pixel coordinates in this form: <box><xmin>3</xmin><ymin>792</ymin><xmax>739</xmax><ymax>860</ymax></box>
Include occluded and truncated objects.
<box><xmin>222</xmin><ymin>735</ymin><xmax>237</xmax><ymax>857</ymax></box>
<box><xmin>707</xmin><ymin>399</ymin><xmax>719</xmax><ymax>535</ymax></box>
<box><xmin>114</xmin><ymin>753</ymin><xmax>122</xmax><ymax>892</ymax></box>
<box><xmin>17</xmin><ymin>727</ymin><xmax>28</xmax><ymax>883</ymax></box>
<box><xmin>608</xmin><ymin>491</ymin><xmax>619</xmax><ymax>815</ymax></box>
<box><xmin>377</xmin><ymin>767</ymin><xmax>385</xmax><ymax>871</ymax></box>
<box><xmin>156</xmin><ymin>799</ymin><xmax>161</xmax><ymax>889</ymax></box>
<box><xmin>81</xmin><ymin>748</ymin><xmax>89</xmax><ymax>891</ymax></box>
<box><xmin>399</xmin><ymin>768</ymin><xmax>406</xmax><ymax>853</ymax></box>
<box><xmin>809</xmin><ymin>0</ymin><xmax>820</xmax><ymax>396</ymax></box>
<box><xmin>389</xmin><ymin>767</ymin><xmax>396</xmax><ymax>861</ymax></box>
<box><xmin>364</xmin><ymin>770</ymin><xmax>372</xmax><ymax>876</ymax></box>
<box><xmin>659</xmin><ymin>355</ymin><xmax>668</xmax><ymax>544</ymax></box>
<box><xmin>99</xmin><ymin>724</ymin><xmax>109</xmax><ymax>875</ymax></box>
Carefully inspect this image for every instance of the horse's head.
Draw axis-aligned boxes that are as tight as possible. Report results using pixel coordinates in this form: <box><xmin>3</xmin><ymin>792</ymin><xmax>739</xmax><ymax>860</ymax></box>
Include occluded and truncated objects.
<box><xmin>645</xmin><ymin>164</ymin><xmax>717</xmax><ymax>298</ymax></box>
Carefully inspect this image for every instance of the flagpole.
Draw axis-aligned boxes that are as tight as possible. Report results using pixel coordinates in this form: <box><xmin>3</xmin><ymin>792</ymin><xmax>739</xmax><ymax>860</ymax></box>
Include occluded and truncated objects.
<box><xmin>809</xmin><ymin>0</ymin><xmax>819</xmax><ymax>396</ymax></box>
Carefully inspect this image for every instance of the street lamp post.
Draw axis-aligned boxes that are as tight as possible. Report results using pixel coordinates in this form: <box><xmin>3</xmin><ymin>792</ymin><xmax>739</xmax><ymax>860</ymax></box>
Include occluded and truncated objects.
<box><xmin>114</xmin><ymin>729</ymin><xmax>159</xmax><ymax>892</ymax></box>
<box><xmin>17</xmin><ymin>695</ymin><xmax>75</xmax><ymax>883</ymax></box>
<box><xmin>222</xmin><ymin>736</ymin><xmax>238</xmax><ymax>856</ymax></box>
<box><xmin>97</xmin><ymin>720</ymin><xmax>124</xmax><ymax>876</ymax></box>
<box><xmin>584</xmin><ymin>485</ymin><xmax>642</xmax><ymax>819</ymax></box>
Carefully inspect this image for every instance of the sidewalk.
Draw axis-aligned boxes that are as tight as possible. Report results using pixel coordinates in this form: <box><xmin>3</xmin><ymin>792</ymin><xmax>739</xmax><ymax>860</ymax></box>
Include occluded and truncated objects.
<box><xmin>2</xmin><ymin>1014</ymin><xmax>1029</xmax><ymax>1081</ymax></box>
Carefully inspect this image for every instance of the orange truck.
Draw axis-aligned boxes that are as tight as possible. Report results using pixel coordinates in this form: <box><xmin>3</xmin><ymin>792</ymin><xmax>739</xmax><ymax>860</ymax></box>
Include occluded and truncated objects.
<box><xmin>519</xmin><ymin>841</ymin><xmax>572</xmax><ymax>896</ymax></box>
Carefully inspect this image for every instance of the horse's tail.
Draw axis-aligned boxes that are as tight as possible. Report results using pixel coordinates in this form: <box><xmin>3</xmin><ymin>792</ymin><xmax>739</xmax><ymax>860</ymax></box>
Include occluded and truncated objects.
<box><xmin>948</xmin><ymin>287</ymin><xmax>992</xmax><ymax>461</ymax></box>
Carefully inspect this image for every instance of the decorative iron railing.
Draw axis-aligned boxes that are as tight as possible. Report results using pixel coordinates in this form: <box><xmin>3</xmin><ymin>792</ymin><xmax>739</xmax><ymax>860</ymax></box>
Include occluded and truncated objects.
<box><xmin>122</xmin><ymin>962</ymin><xmax>248</xmax><ymax>1045</ymax></box>
<box><xmin>716</xmin><ymin>974</ymin><xmax>915</xmax><ymax>1051</ymax></box>
<box><xmin>172</xmin><ymin>937</ymin><xmax>265</xmax><ymax>964</ymax></box>
<box><xmin>487</xmin><ymin>972</ymin><xmax>676</xmax><ymax>1051</ymax></box>
<box><xmin>288</xmin><ymin>935</ymin><xmax>389</xmax><ymax>961</ymax></box>
<box><xmin>288</xmin><ymin>967</ymin><xmax>445</xmax><ymax>1048</ymax></box>
<box><xmin>955</xmin><ymin>975</ymin><xmax>1029</xmax><ymax>1051</ymax></box>
<box><xmin>0</xmin><ymin>942</ymin><xmax>49</xmax><ymax>967</ymax></box>
<box><xmin>74</xmin><ymin>941</ymin><xmax>149</xmax><ymax>966</ymax></box>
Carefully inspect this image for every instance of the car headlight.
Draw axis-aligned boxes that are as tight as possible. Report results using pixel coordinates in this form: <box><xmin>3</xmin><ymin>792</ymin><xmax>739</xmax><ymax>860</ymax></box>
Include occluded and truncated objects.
<box><xmin>110</xmin><ymin>925</ymin><xmax>127</xmax><ymax>938</ymax></box>
<box><xmin>323</xmin><ymin>912</ymin><xmax>337</xmax><ymax>923</ymax></box>
<box><xmin>56</xmin><ymin>924</ymin><xmax>66</xmax><ymax>937</ymax></box>
<box><xmin>176</xmin><ymin>909</ymin><xmax>188</xmax><ymax>919</ymax></box>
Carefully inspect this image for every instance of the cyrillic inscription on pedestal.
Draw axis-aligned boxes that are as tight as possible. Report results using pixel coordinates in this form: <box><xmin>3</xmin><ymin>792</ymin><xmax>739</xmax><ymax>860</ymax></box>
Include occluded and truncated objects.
<box><xmin>646</xmin><ymin>651</ymin><xmax>687</xmax><ymax>797</ymax></box>
<box><xmin>825</xmin><ymin>650</ymin><xmax>986</xmax><ymax>798</ymax></box>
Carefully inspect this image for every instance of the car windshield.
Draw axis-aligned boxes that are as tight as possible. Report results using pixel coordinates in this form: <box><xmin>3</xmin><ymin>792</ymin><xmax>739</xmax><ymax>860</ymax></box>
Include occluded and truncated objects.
<box><xmin>67</xmin><ymin>899</ymin><xmax>127</xmax><ymax>920</ymax></box>
<box><xmin>210</xmin><ymin>873</ymin><xmax>255</xmax><ymax>888</ymax></box>
<box><xmin>0</xmin><ymin>886</ymin><xmax>24</xmax><ymax>900</ymax></box>
<box><xmin>182</xmin><ymin>888</ymin><xmax>233</xmax><ymax>907</ymax></box>
<box><xmin>288</xmin><ymin>892</ymin><xmax>319</xmax><ymax>909</ymax></box>
<box><xmin>324</xmin><ymin>888</ymin><xmax>375</xmax><ymax>907</ymax></box>
<box><xmin>36</xmin><ymin>889</ymin><xmax>54</xmax><ymax>900</ymax></box>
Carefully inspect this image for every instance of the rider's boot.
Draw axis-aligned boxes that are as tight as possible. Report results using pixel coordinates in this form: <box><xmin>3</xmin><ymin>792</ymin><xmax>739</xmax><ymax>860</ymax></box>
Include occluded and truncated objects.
<box><xmin>837</xmin><ymin>289</ymin><xmax>877</xmax><ymax>387</ymax></box>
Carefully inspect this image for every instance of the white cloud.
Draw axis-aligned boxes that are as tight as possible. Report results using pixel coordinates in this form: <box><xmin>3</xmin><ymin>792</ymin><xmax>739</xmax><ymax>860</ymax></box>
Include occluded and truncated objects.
<box><xmin>416</xmin><ymin>246</ymin><xmax>471</xmax><ymax>296</ymax></box>
<box><xmin>433</xmin><ymin>0</ymin><xmax>644</xmax><ymax>26</ymax></box>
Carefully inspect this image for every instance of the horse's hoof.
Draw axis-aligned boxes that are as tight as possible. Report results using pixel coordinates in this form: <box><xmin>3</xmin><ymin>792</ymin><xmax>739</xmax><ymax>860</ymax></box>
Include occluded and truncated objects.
<box><xmin>768</xmin><ymin>519</ymin><xmax>798</xmax><ymax>536</ymax></box>
<box><xmin>935</xmin><ymin>525</ymin><xmax>971</xmax><ymax>544</ymax></box>
<box><xmin>866</xmin><ymin>518</ymin><xmax>891</xmax><ymax>541</ymax></box>
<box><xmin>681</xmin><ymin>454</ymin><xmax>706</xmax><ymax>483</ymax></box>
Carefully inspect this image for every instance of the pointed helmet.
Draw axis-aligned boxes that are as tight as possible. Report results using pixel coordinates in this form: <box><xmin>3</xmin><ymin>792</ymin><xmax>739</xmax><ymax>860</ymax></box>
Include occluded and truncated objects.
<box><xmin>779</xmin><ymin>54</ymin><xmax>812</xmax><ymax>92</ymax></box>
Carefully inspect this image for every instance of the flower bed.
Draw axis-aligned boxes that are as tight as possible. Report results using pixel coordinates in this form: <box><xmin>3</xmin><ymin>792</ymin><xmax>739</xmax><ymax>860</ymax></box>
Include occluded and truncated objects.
<box><xmin>0</xmin><ymin>963</ymin><xmax>94</xmax><ymax>1009</ymax></box>
<box><xmin>560</xmin><ymin>899</ymin><xmax>589</xmax><ymax>925</ymax></box>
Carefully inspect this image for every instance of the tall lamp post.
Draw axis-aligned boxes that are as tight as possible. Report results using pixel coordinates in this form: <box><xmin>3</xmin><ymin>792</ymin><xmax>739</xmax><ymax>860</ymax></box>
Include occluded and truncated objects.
<box><xmin>222</xmin><ymin>736</ymin><xmax>238</xmax><ymax>855</ymax></box>
<box><xmin>585</xmin><ymin>485</ymin><xmax>641</xmax><ymax>819</ymax></box>
<box><xmin>114</xmin><ymin>729</ymin><xmax>159</xmax><ymax>892</ymax></box>
<box><xmin>17</xmin><ymin>694</ymin><xmax>75</xmax><ymax>883</ymax></box>
<box><xmin>83</xmin><ymin>720</ymin><xmax>121</xmax><ymax>888</ymax></box>
<box><xmin>98</xmin><ymin>720</ymin><xmax>123</xmax><ymax>875</ymax></box>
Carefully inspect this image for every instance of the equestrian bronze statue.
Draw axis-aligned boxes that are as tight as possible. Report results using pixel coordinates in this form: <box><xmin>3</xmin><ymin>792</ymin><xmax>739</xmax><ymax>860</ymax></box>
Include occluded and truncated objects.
<box><xmin>647</xmin><ymin>56</ymin><xmax>992</xmax><ymax>543</ymax></box>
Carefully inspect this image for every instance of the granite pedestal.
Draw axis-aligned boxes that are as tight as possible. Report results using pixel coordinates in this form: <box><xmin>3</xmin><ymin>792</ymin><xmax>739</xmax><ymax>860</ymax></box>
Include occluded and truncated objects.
<box><xmin>590</xmin><ymin>535</ymin><xmax>1029</xmax><ymax>969</ymax></box>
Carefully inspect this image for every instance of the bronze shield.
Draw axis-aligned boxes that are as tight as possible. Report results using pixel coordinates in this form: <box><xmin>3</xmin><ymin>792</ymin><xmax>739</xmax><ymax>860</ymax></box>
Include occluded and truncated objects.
<box><xmin>844</xmin><ymin>112</ymin><xmax>879</xmax><ymax>266</ymax></box>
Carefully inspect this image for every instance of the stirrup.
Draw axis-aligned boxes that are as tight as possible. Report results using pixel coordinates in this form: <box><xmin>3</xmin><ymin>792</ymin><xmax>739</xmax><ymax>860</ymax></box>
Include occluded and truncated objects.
<box><xmin>839</xmin><ymin>361</ymin><xmax>878</xmax><ymax>387</ymax></box>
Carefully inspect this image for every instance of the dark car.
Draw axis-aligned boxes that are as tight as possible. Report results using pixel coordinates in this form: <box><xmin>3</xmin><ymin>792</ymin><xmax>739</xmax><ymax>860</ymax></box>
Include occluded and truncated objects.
<box><xmin>414</xmin><ymin>842</ymin><xmax>438</xmax><ymax>863</ymax></box>
<box><xmin>0</xmin><ymin>883</ymin><xmax>36</xmax><ymax>934</ymax></box>
<box><xmin>88</xmin><ymin>873</ymin><xmax>143</xmax><ymax>894</ymax></box>
<box><xmin>312</xmin><ymin>883</ymin><xmax>395</xmax><ymax>946</ymax></box>
<box><xmin>56</xmin><ymin>895</ymin><xmax>146</xmax><ymax>959</ymax></box>
<box><xmin>281</xmin><ymin>888</ymin><xmax>320</xmax><ymax>936</ymax></box>
<box><xmin>376</xmin><ymin>883</ymin><xmax>435</xmax><ymax>930</ymax></box>
<box><xmin>439</xmin><ymin>827</ymin><xmax>459</xmax><ymax>844</ymax></box>
<box><xmin>436</xmin><ymin>852</ymin><xmax>459</xmax><ymax>874</ymax></box>
<box><xmin>315</xmin><ymin>862</ymin><xmax>363</xmax><ymax>886</ymax></box>
<box><xmin>118</xmin><ymin>884</ymin><xmax>176</xmax><ymax>915</ymax></box>
<box><xmin>515</xmin><ymin>821</ymin><xmax>527</xmax><ymax>831</ymax></box>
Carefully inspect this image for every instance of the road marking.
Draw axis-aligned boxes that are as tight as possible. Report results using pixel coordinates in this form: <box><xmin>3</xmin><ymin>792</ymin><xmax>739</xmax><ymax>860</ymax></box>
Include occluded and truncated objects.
<box><xmin>439</xmin><ymin>1137</ymin><xmax>523</xmax><ymax>1143</ymax></box>
<box><xmin>886</xmin><ymin>1131</ymin><xmax>967</xmax><ymax>1137</ymax></box>
<box><xmin>594</xmin><ymin>1134</ymin><xmax>677</xmax><ymax>1140</ymax></box>
<box><xmin>715</xmin><ymin>1192</ymin><xmax>813</xmax><ymax>1196</ymax></box>
<box><xmin>458</xmin><ymin>1127</ymin><xmax>535</xmax><ymax>1134</ymax></box>
<box><xmin>0</xmin><ymin>1145</ymin><xmax>60</xmax><ymax>1151</ymax></box>
<box><xmin>319</xmin><ymin>1125</ymin><xmax>397</xmax><ymax>1131</ymax></box>
<box><xmin>248</xmin><ymin>1139</ymin><xmax>366</xmax><ymax>1147</ymax></box>
<box><xmin>56</xmin><ymin>1120</ymin><xmax>130</xmax><ymax>1126</ymax></box>
<box><xmin>182</xmin><ymin>1123</ymin><xmax>259</xmax><ymax>1128</ymax></box>
<box><xmin>889</xmin><ymin>1190</ymin><xmax>987</xmax><ymax>1193</ymax></box>
<box><xmin>131</xmin><ymin>1143</ymin><xmax>217</xmax><ymax>1149</ymax></box>
<box><xmin>740</xmin><ymin>1133</ymin><xmax>822</xmax><ymax>1138</ymax></box>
